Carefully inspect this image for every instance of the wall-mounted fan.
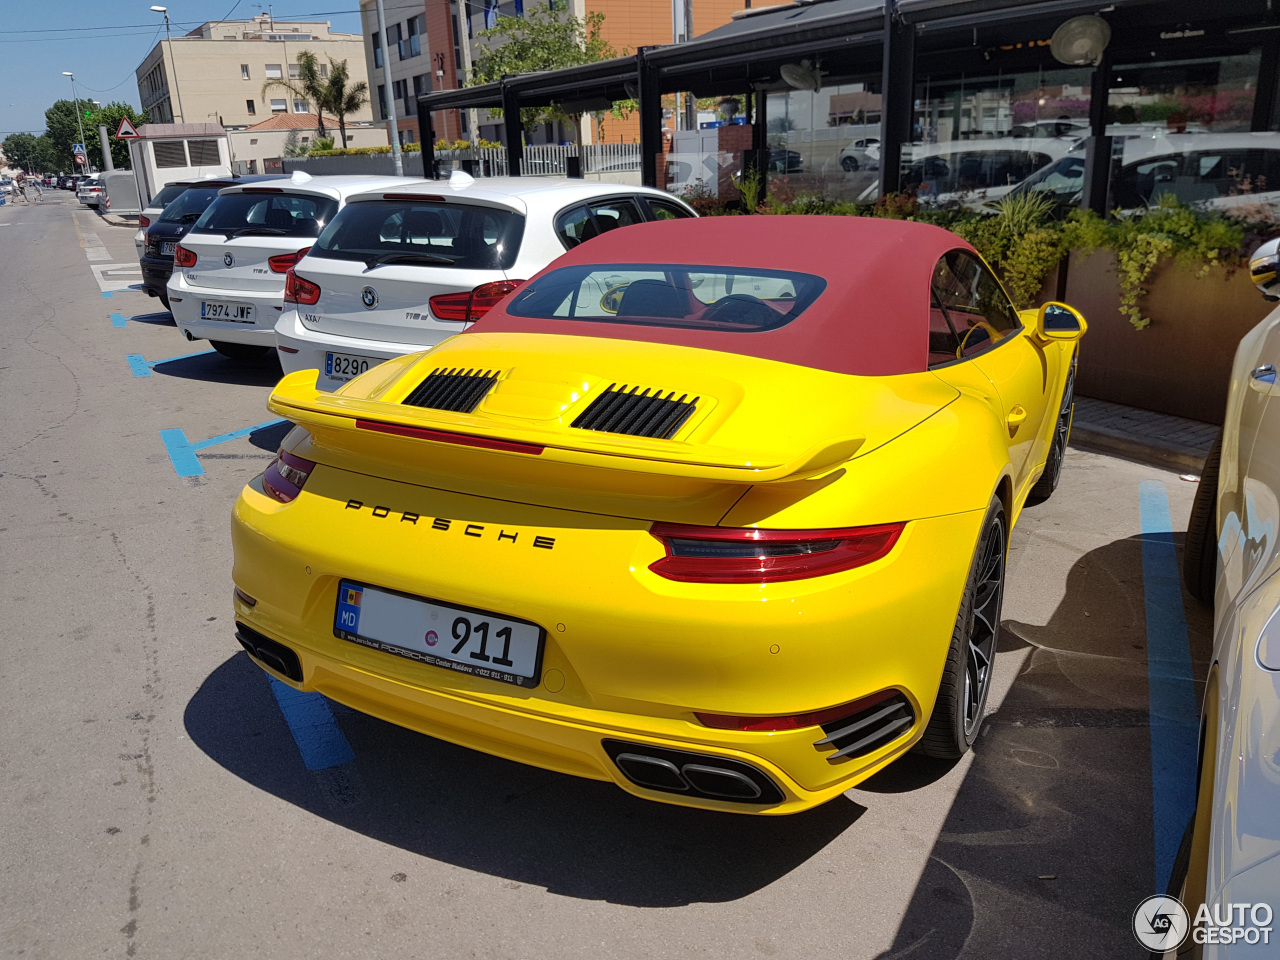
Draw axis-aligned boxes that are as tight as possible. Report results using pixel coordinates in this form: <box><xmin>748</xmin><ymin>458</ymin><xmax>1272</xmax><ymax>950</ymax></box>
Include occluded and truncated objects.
<box><xmin>780</xmin><ymin>59</ymin><xmax>824</xmax><ymax>92</ymax></box>
<box><xmin>1050</xmin><ymin>15</ymin><xmax>1112</xmax><ymax>66</ymax></box>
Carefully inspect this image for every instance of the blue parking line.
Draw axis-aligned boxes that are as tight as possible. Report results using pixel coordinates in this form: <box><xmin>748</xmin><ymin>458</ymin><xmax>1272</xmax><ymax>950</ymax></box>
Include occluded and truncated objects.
<box><xmin>160</xmin><ymin>417</ymin><xmax>287</xmax><ymax>477</ymax></box>
<box><xmin>101</xmin><ymin>291</ymin><xmax>113</xmax><ymax>299</ymax></box>
<box><xmin>110</xmin><ymin>312</ymin><xmax>127</xmax><ymax>328</ymax></box>
<box><xmin>269</xmin><ymin>677</ymin><xmax>355</xmax><ymax>771</ymax></box>
<box><xmin>128</xmin><ymin>349</ymin><xmax>215</xmax><ymax>377</ymax></box>
<box><xmin>1139</xmin><ymin>479</ymin><xmax>1199</xmax><ymax>894</ymax></box>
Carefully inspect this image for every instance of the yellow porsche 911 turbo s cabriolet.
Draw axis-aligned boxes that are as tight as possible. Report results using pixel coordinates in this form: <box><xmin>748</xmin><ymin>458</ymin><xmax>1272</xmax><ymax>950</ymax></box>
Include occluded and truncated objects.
<box><xmin>231</xmin><ymin>215</ymin><xmax>1085</xmax><ymax>814</ymax></box>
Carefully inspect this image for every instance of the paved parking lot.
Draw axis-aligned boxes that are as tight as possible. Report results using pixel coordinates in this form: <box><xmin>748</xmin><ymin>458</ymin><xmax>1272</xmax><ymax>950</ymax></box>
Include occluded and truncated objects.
<box><xmin>0</xmin><ymin>196</ymin><xmax>1212</xmax><ymax>960</ymax></box>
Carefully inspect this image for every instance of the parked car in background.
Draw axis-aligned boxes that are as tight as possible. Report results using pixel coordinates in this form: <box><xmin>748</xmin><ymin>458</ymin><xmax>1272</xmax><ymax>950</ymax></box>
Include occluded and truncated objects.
<box><xmin>839</xmin><ymin>137</ymin><xmax>881</xmax><ymax>172</ymax></box>
<box><xmin>77</xmin><ymin>177</ymin><xmax>103</xmax><ymax>206</ymax></box>
<box><xmin>1</xmin><ymin>178</ymin><xmax>11</xmax><ymax>195</ymax></box>
<box><xmin>140</xmin><ymin>175</ymin><xmax>288</xmax><ymax>311</ymax></box>
<box><xmin>1170</xmin><ymin>238</ymin><xmax>1280</xmax><ymax>954</ymax></box>
<box><xmin>275</xmin><ymin>175</ymin><xmax>696</xmax><ymax>391</ymax></box>
<box><xmin>134</xmin><ymin>180</ymin><xmax>199</xmax><ymax>260</ymax></box>
<box><xmin>168</xmin><ymin>174</ymin><xmax>411</xmax><ymax>361</ymax></box>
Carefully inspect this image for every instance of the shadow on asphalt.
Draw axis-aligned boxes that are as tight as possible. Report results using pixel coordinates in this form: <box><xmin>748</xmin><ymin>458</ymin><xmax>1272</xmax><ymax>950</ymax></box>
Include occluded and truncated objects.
<box><xmin>184</xmin><ymin>652</ymin><xmax>865</xmax><ymax>906</ymax></box>
<box><xmin>864</xmin><ymin>534</ymin><xmax>1214</xmax><ymax>959</ymax></box>
<box><xmin>152</xmin><ymin>350</ymin><xmax>282</xmax><ymax>388</ymax></box>
<box><xmin>129</xmin><ymin>311</ymin><xmax>175</xmax><ymax>326</ymax></box>
<box><xmin>248</xmin><ymin>421</ymin><xmax>291</xmax><ymax>453</ymax></box>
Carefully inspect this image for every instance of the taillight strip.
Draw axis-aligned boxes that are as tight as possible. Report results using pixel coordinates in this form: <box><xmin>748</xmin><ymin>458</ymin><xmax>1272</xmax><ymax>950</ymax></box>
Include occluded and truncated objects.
<box><xmin>356</xmin><ymin>419</ymin><xmax>544</xmax><ymax>455</ymax></box>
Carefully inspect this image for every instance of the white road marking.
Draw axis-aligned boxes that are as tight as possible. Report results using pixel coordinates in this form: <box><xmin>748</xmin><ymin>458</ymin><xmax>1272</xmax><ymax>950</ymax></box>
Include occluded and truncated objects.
<box><xmin>86</xmin><ymin>248</ymin><xmax>111</xmax><ymax>261</ymax></box>
<box><xmin>90</xmin><ymin>263</ymin><xmax>143</xmax><ymax>293</ymax></box>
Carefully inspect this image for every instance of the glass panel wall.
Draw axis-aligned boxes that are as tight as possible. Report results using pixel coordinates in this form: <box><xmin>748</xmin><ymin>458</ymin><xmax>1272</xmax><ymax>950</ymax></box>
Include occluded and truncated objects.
<box><xmin>907</xmin><ymin>65</ymin><xmax>1094</xmax><ymax>208</ymax></box>
<box><xmin>765</xmin><ymin>80</ymin><xmax>881</xmax><ymax>203</ymax></box>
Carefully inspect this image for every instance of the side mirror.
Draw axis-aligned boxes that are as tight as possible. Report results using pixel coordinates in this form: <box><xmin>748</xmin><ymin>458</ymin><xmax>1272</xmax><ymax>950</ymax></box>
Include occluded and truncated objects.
<box><xmin>1035</xmin><ymin>301</ymin><xmax>1087</xmax><ymax>341</ymax></box>
<box><xmin>1251</xmin><ymin>238</ymin><xmax>1280</xmax><ymax>301</ymax></box>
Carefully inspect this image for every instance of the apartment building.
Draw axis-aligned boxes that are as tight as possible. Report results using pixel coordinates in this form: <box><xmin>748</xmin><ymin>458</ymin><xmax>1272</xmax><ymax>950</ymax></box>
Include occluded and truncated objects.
<box><xmin>135</xmin><ymin>14</ymin><xmax>374</xmax><ymax>134</ymax></box>
<box><xmin>358</xmin><ymin>0</ymin><xmax>747</xmax><ymax>148</ymax></box>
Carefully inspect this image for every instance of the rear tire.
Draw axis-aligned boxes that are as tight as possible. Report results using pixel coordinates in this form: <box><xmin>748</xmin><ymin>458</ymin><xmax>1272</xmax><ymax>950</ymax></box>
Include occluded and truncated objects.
<box><xmin>1029</xmin><ymin>357</ymin><xmax>1076</xmax><ymax>502</ymax></box>
<box><xmin>211</xmin><ymin>341</ymin><xmax>271</xmax><ymax>363</ymax></box>
<box><xmin>1183</xmin><ymin>431</ymin><xmax>1222</xmax><ymax>606</ymax></box>
<box><xmin>159</xmin><ymin>291</ymin><xmax>171</xmax><ymax>311</ymax></box>
<box><xmin>917</xmin><ymin>494</ymin><xmax>1008</xmax><ymax>759</ymax></box>
<box><xmin>841</xmin><ymin>156</ymin><xmax>858</xmax><ymax>172</ymax></box>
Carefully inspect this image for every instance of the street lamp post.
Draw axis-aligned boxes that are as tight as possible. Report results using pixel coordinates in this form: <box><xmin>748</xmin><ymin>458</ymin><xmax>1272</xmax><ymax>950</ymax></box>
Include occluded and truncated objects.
<box><xmin>150</xmin><ymin>6</ymin><xmax>185</xmax><ymax>123</ymax></box>
<box><xmin>62</xmin><ymin>71</ymin><xmax>89</xmax><ymax>172</ymax></box>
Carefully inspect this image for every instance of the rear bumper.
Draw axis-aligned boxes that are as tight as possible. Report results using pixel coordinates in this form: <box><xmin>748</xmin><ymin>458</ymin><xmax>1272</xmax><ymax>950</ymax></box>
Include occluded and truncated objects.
<box><xmin>231</xmin><ymin>465</ymin><xmax>985</xmax><ymax>814</ymax></box>
<box><xmin>274</xmin><ymin>307</ymin><xmax>452</xmax><ymax>392</ymax></box>
<box><xmin>140</xmin><ymin>256</ymin><xmax>174</xmax><ymax>298</ymax></box>
<box><xmin>169</xmin><ymin>274</ymin><xmax>282</xmax><ymax>346</ymax></box>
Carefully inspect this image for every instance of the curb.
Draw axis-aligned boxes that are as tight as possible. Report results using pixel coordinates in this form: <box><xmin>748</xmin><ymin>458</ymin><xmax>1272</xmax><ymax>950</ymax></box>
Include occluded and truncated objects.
<box><xmin>101</xmin><ymin>213</ymin><xmax>138</xmax><ymax>227</ymax></box>
<box><xmin>1069</xmin><ymin>423</ymin><xmax>1208</xmax><ymax>474</ymax></box>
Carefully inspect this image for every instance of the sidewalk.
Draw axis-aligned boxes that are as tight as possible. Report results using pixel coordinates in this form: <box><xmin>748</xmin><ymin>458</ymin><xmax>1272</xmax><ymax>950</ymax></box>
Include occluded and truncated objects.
<box><xmin>1070</xmin><ymin>396</ymin><xmax>1217</xmax><ymax>473</ymax></box>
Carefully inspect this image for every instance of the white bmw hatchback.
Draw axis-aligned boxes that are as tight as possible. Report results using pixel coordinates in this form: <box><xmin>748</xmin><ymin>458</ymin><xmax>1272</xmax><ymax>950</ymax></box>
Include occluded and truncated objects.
<box><xmin>274</xmin><ymin>175</ymin><xmax>696</xmax><ymax>390</ymax></box>
<box><xmin>167</xmin><ymin>173</ymin><xmax>415</xmax><ymax>361</ymax></box>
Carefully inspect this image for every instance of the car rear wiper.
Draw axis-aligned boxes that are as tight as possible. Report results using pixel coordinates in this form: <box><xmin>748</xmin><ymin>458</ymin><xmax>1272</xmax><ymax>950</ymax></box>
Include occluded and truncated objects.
<box><xmin>179</xmin><ymin>212</ymin><xmax>204</xmax><ymax>222</ymax></box>
<box><xmin>364</xmin><ymin>252</ymin><xmax>453</xmax><ymax>269</ymax></box>
<box><xmin>228</xmin><ymin>227</ymin><xmax>289</xmax><ymax>238</ymax></box>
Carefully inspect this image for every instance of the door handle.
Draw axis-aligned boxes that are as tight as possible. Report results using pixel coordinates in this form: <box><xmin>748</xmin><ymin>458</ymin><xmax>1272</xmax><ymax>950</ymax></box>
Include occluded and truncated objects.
<box><xmin>1251</xmin><ymin>364</ymin><xmax>1277</xmax><ymax>383</ymax></box>
<box><xmin>1006</xmin><ymin>405</ymin><xmax>1028</xmax><ymax>432</ymax></box>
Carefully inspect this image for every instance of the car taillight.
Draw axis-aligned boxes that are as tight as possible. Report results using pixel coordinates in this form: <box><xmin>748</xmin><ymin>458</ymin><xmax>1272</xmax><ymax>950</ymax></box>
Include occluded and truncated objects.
<box><xmin>283</xmin><ymin>267</ymin><xmax>320</xmax><ymax>305</ymax></box>
<box><xmin>695</xmin><ymin>689</ymin><xmax>901</xmax><ymax>731</ymax></box>
<box><xmin>429</xmin><ymin>280</ymin><xmax>526</xmax><ymax>323</ymax></box>
<box><xmin>139</xmin><ymin>215</ymin><xmax>150</xmax><ymax>229</ymax></box>
<box><xmin>262</xmin><ymin>449</ymin><xmax>315</xmax><ymax>503</ymax></box>
<box><xmin>173</xmin><ymin>244</ymin><xmax>197</xmax><ymax>267</ymax></box>
<box><xmin>648</xmin><ymin>521</ymin><xmax>904</xmax><ymax>584</ymax></box>
<box><xmin>268</xmin><ymin>246</ymin><xmax>312</xmax><ymax>273</ymax></box>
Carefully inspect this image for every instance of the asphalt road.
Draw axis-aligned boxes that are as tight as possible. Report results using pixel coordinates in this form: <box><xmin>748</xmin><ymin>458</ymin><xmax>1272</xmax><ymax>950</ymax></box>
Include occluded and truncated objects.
<box><xmin>0</xmin><ymin>194</ymin><xmax>1213</xmax><ymax>960</ymax></box>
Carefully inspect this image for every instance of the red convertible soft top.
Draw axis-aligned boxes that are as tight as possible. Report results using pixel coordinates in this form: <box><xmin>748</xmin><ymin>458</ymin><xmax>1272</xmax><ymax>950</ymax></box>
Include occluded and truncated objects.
<box><xmin>469</xmin><ymin>215</ymin><xmax>977</xmax><ymax>377</ymax></box>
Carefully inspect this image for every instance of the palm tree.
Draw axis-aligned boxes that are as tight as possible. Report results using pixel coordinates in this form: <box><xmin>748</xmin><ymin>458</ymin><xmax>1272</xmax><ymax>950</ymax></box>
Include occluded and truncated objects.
<box><xmin>321</xmin><ymin>58</ymin><xmax>369</xmax><ymax>150</ymax></box>
<box><xmin>261</xmin><ymin>50</ymin><xmax>329</xmax><ymax>138</ymax></box>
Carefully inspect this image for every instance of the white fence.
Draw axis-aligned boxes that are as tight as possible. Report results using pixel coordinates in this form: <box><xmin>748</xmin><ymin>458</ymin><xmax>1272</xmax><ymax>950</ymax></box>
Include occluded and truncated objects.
<box><xmin>436</xmin><ymin>142</ymin><xmax>641</xmax><ymax>178</ymax></box>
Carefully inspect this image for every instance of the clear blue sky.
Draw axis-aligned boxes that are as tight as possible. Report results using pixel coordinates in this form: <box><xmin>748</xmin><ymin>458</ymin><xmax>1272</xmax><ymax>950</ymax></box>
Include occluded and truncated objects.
<box><xmin>0</xmin><ymin>1</ymin><xmax>363</xmax><ymax>137</ymax></box>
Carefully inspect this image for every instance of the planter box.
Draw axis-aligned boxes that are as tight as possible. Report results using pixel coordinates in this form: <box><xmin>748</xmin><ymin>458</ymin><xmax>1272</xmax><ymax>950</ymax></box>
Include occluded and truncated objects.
<box><xmin>1052</xmin><ymin>250</ymin><xmax>1273</xmax><ymax>424</ymax></box>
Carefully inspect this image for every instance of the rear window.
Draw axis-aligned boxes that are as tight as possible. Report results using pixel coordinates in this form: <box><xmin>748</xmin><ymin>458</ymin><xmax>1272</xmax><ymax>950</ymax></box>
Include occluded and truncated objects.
<box><xmin>150</xmin><ymin>183</ymin><xmax>190</xmax><ymax>212</ymax></box>
<box><xmin>190</xmin><ymin>192</ymin><xmax>338</xmax><ymax>238</ymax></box>
<box><xmin>504</xmin><ymin>264</ymin><xmax>825</xmax><ymax>332</ymax></box>
<box><xmin>310</xmin><ymin>199</ymin><xmax>524</xmax><ymax>270</ymax></box>
<box><xmin>158</xmin><ymin>186</ymin><xmax>223</xmax><ymax>224</ymax></box>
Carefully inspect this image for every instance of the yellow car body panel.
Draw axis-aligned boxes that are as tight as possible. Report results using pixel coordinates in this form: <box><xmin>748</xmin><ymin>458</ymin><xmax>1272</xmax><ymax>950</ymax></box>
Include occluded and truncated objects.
<box><xmin>233</xmin><ymin>316</ymin><xmax>1080</xmax><ymax>813</ymax></box>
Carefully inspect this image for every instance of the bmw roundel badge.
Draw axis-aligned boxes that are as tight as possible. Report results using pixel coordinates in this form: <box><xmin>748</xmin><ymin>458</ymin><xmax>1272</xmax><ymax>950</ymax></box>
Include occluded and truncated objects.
<box><xmin>223</xmin><ymin>252</ymin><xmax>234</xmax><ymax>267</ymax></box>
<box><xmin>361</xmin><ymin>286</ymin><xmax>378</xmax><ymax>309</ymax></box>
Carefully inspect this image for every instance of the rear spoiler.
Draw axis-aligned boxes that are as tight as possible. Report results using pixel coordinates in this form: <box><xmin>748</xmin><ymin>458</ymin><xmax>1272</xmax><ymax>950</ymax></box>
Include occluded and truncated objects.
<box><xmin>268</xmin><ymin>370</ymin><xmax>864</xmax><ymax>484</ymax></box>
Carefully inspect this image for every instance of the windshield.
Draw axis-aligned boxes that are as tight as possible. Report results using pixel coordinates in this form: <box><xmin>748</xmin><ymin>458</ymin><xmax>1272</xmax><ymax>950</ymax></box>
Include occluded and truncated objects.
<box><xmin>190</xmin><ymin>191</ymin><xmax>338</xmax><ymax>238</ymax></box>
<box><xmin>150</xmin><ymin>183</ymin><xmax>189</xmax><ymax>212</ymax></box>
<box><xmin>504</xmin><ymin>264</ymin><xmax>826</xmax><ymax>332</ymax></box>
<box><xmin>1011</xmin><ymin>155</ymin><xmax>1086</xmax><ymax>202</ymax></box>
<box><xmin>311</xmin><ymin>199</ymin><xmax>525</xmax><ymax>270</ymax></box>
<box><xmin>158</xmin><ymin>186</ymin><xmax>223</xmax><ymax>224</ymax></box>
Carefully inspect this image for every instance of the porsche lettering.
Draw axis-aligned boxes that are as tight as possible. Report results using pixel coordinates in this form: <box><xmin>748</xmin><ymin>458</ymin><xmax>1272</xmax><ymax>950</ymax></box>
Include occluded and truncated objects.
<box><xmin>344</xmin><ymin>499</ymin><xmax>555</xmax><ymax>549</ymax></box>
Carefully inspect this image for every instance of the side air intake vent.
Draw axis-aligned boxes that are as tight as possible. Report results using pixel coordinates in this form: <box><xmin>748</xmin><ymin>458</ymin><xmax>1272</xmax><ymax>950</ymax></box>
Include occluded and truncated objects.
<box><xmin>403</xmin><ymin>367</ymin><xmax>498</xmax><ymax>413</ymax></box>
<box><xmin>571</xmin><ymin>384</ymin><xmax>698</xmax><ymax>440</ymax></box>
<box><xmin>814</xmin><ymin>692</ymin><xmax>914</xmax><ymax>763</ymax></box>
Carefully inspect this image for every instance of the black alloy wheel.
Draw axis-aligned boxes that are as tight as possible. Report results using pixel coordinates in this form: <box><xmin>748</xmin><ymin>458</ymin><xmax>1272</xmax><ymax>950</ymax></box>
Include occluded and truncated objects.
<box><xmin>1029</xmin><ymin>357</ymin><xmax>1076</xmax><ymax>501</ymax></box>
<box><xmin>918</xmin><ymin>495</ymin><xmax>1008</xmax><ymax>758</ymax></box>
<box><xmin>841</xmin><ymin>156</ymin><xmax>859</xmax><ymax>172</ymax></box>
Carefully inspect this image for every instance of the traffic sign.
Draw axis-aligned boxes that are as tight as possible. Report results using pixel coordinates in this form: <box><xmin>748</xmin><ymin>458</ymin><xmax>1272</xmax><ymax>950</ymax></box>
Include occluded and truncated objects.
<box><xmin>115</xmin><ymin>117</ymin><xmax>140</xmax><ymax>140</ymax></box>
<box><xmin>72</xmin><ymin>143</ymin><xmax>86</xmax><ymax>156</ymax></box>
<box><xmin>74</xmin><ymin>154</ymin><xmax>86</xmax><ymax>165</ymax></box>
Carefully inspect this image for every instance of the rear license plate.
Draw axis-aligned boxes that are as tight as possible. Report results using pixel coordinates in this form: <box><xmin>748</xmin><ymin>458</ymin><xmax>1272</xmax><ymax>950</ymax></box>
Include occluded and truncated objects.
<box><xmin>334</xmin><ymin>580</ymin><xmax>544</xmax><ymax>688</ymax></box>
<box><xmin>161</xmin><ymin>241</ymin><xmax>176</xmax><ymax>256</ymax></box>
<box><xmin>201</xmin><ymin>301</ymin><xmax>254</xmax><ymax>322</ymax></box>
<box><xmin>325</xmin><ymin>352</ymin><xmax>378</xmax><ymax>381</ymax></box>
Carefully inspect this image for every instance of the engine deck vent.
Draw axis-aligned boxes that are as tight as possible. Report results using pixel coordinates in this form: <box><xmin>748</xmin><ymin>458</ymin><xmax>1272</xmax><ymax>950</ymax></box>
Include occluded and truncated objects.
<box><xmin>403</xmin><ymin>367</ymin><xmax>499</xmax><ymax>414</ymax></box>
<box><xmin>571</xmin><ymin>384</ymin><xmax>698</xmax><ymax>440</ymax></box>
<box><xmin>814</xmin><ymin>692</ymin><xmax>914</xmax><ymax>763</ymax></box>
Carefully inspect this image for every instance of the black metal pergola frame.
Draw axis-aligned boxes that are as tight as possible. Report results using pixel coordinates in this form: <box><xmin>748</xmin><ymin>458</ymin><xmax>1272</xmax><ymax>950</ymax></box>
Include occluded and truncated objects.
<box><xmin>416</xmin><ymin>0</ymin><xmax>1277</xmax><ymax>210</ymax></box>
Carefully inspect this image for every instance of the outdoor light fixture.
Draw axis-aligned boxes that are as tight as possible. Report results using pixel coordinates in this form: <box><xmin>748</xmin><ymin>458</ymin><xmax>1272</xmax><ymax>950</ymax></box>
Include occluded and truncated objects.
<box><xmin>1050</xmin><ymin>15</ymin><xmax>1111</xmax><ymax>66</ymax></box>
<box><xmin>151</xmin><ymin>4</ymin><xmax>185</xmax><ymax>122</ymax></box>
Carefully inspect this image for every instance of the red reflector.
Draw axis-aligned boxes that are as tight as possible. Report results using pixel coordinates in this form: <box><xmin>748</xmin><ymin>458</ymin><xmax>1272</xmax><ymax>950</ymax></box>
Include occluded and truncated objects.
<box><xmin>283</xmin><ymin>267</ymin><xmax>320</xmax><ymax>305</ymax></box>
<box><xmin>695</xmin><ymin>689</ymin><xmax>901</xmax><ymax>731</ymax></box>
<box><xmin>648</xmin><ymin>521</ymin><xmax>904</xmax><ymax>583</ymax></box>
<box><xmin>240</xmin><ymin>187</ymin><xmax>284</xmax><ymax>193</ymax></box>
<box><xmin>269</xmin><ymin>246</ymin><xmax>312</xmax><ymax>273</ymax></box>
<box><xmin>173</xmin><ymin>243</ymin><xmax>197</xmax><ymax>267</ymax></box>
<box><xmin>429</xmin><ymin>290</ymin><xmax>471</xmax><ymax>322</ymax></box>
<box><xmin>383</xmin><ymin>193</ymin><xmax>445</xmax><ymax>201</ymax></box>
<box><xmin>468</xmin><ymin>280</ymin><xmax>525</xmax><ymax>320</ymax></box>
<box><xmin>277</xmin><ymin>345</ymin><xmax>300</xmax><ymax>354</ymax></box>
<box><xmin>356</xmin><ymin>419</ymin><xmax>543</xmax><ymax>455</ymax></box>
<box><xmin>139</xmin><ymin>215</ymin><xmax>151</xmax><ymax>228</ymax></box>
<box><xmin>262</xmin><ymin>449</ymin><xmax>316</xmax><ymax>503</ymax></box>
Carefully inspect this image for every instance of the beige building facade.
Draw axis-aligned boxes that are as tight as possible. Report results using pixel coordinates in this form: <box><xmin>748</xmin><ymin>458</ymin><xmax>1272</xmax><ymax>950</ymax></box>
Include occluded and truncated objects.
<box><xmin>135</xmin><ymin>14</ymin><xmax>374</xmax><ymax>134</ymax></box>
<box><xmin>227</xmin><ymin>114</ymin><xmax>389</xmax><ymax>174</ymax></box>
